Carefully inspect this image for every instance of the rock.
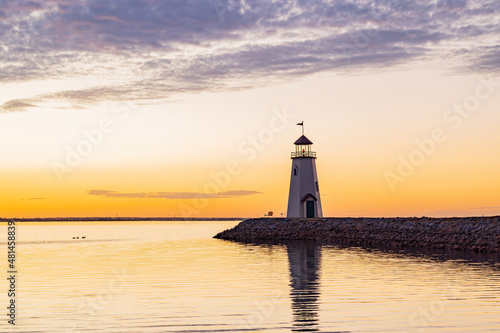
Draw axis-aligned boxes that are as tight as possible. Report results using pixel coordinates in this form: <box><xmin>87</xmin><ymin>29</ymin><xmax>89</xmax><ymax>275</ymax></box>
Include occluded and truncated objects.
<box><xmin>213</xmin><ymin>216</ymin><xmax>500</xmax><ymax>253</ymax></box>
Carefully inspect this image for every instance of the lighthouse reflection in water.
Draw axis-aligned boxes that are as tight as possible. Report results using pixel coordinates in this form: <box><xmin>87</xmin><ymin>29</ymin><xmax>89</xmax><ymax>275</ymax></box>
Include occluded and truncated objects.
<box><xmin>287</xmin><ymin>242</ymin><xmax>322</xmax><ymax>332</ymax></box>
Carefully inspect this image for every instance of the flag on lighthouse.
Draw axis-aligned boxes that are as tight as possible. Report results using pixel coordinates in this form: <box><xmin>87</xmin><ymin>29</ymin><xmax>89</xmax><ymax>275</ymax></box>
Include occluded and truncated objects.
<box><xmin>297</xmin><ymin>121</ymin><xmax>304</xmax><ymax>135</ymax></box>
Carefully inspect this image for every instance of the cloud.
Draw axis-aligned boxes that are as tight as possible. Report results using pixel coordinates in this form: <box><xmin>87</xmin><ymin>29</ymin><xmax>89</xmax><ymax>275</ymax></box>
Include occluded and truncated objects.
<box><xmin>88</xmin><ymin>189</ymin><xmax>263</xmax><ymax>199</ymax></box>
<box><xmin>475</xmin><ymin>47</ymin><xmax>500</xmax><ymax>71</ymax></box>
<box><xmin>0</xmin><ymin>99</ymin><xmax>39</xmax><ymax>112</ymax></box>
<box><xmin>1</xmin><ymin>0</ymin><xmax>500</xmax><ymax>111</ymax></box>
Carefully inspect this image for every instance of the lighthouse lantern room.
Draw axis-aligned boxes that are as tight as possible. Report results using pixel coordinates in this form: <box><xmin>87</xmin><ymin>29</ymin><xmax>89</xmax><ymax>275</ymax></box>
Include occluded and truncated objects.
<box><xmin>286</xmin><ymin>123</ymin><xmax>323</xmax><ymax>218</ymax></box>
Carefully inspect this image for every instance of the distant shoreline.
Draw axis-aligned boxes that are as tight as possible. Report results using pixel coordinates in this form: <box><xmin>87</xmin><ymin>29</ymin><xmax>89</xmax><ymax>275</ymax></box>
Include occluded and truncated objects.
<box><xmin>215</xmin><ymin>216</ymin><xmax>500</xmax><ymax>253</ymax></box>
<box><xmin>0</xmin><ymin>217</ymin><xmax>244</xmax><ymax>222</ymax></box>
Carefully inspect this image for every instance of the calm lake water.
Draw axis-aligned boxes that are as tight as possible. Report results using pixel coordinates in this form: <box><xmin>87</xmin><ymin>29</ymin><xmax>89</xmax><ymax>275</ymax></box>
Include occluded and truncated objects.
<box><xmin>1</xmin><ymin>220</ymin><xmax>500</xmax><ymax>332</ymax></box>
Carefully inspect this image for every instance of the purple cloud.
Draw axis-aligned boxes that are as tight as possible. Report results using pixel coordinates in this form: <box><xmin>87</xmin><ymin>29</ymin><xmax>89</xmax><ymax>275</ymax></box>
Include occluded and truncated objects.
<box><xmin>1</xmin><ymin>0</ymin><xmax>500</xmax><ymax>111</ymax></box>
<box><xmin>87</xmin><ymin>189</ymin><xmax>263</xmax><ymax>199</ymax></box>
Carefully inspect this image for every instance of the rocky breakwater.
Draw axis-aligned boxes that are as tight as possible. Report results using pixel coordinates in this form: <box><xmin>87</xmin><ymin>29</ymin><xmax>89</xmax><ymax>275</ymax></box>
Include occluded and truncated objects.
<box><xmin>214</xmin><ymin>216</ymin><xmax>500</xmax><ymax>252</ymax></box>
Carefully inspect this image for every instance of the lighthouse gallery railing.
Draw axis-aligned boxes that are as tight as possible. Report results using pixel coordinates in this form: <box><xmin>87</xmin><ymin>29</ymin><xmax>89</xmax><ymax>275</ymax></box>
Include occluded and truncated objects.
<box><xmin>291</xmin><ymin>151</ymin><xmax>316</xmax><ymax>158</ymax></box>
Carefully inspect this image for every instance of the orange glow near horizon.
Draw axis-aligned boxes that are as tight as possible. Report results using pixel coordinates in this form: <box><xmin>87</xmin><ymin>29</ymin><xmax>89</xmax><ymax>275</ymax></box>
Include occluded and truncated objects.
<box><xmin>2</xmin><ymin>70</ymin><xmax>500</xmax><ymax>219</ymax></box>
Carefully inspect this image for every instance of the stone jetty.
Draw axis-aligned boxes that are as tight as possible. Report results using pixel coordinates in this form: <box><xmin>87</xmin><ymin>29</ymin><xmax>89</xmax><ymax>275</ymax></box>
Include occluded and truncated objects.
<box><xmin>214</xmin><ymin>216</ymin><xmax>500</xmax><ymax>252</ymax></box>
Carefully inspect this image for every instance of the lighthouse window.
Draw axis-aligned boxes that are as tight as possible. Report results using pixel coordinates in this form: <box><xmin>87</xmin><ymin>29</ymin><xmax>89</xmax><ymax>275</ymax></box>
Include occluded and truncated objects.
<box><xmin>316</xmin><ymin>181</ymin><xmax>319</xmax><ymax>191</ymax></box>
<box><xmin>294</xmin><ymin>166</ymin><xmax>298</xmax><ymax>176</ymax></box>
<box><xmin>295</xmin><ymin>144</ymin><xmax>311</xmax><ymax>157</ymax></box>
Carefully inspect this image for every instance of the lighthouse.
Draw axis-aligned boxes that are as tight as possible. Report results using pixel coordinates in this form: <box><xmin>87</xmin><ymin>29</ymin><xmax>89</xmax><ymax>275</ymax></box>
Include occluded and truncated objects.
<box><xmin>287</xmin><ymin>123</ymin><xmax>323</xmax><ymax>218</ymax></box>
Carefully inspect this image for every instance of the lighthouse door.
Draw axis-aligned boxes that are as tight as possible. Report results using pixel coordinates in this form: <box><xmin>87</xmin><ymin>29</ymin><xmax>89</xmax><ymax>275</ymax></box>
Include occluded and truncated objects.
<box><xmin>306</xmin><ymin>201</ymin><xmax>315</xmax><ymax>218</ymax></box>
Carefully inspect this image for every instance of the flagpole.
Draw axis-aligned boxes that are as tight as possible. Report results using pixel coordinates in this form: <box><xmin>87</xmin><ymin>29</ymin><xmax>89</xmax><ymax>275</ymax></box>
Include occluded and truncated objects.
<box><xmin>297</xmin><ymin>121</ymin><xmax>304</xmax><ymax>135</ymax></box>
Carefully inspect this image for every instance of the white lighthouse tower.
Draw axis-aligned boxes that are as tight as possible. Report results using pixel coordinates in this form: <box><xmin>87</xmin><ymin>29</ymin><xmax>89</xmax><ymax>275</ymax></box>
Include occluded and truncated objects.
<box><xmin>287</xmin><ymin>123</ymin><xmax>323</xmax><ymax>218</ymax></box>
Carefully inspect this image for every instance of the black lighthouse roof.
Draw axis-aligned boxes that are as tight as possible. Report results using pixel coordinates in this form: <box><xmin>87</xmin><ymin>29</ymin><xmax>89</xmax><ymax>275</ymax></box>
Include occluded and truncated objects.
<box><xmin>294</xmin><ymin>135</ymin><xmax>313</xmax><ymax>145</ymax></box>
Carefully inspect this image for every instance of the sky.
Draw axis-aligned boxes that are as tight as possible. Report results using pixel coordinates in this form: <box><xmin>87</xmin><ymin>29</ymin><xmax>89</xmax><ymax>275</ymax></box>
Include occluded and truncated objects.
<box><xmin>1</xmin><ymin>0</ymin><xmax>499</xmax><ymax>218</ymax></box>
